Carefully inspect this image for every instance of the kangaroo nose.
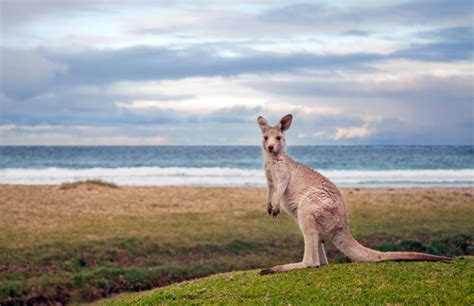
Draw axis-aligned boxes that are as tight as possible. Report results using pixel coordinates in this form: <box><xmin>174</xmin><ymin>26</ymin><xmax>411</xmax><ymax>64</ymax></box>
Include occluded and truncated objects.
<box><xmin>268</xmin><ymin>145</ymin><xmax>274</xmax><ymax>152</ymax></box>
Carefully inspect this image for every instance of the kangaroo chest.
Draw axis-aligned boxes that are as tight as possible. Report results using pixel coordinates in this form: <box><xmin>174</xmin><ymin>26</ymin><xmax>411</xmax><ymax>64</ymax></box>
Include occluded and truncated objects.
<box><xmin>264</xmin><ymin>156</ymin><xmax>299</xmax><ymax>217</ymax></box>
<box><xmin>264</xmin><ymin>157</ymin><xmax>286</xmax><ymax>185</ymax></box>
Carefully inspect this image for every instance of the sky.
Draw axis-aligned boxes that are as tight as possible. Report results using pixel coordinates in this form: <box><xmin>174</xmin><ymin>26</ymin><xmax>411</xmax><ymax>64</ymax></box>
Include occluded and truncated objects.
<box><xmin>0</xmin><ymin>0</ymin><xmax>473</xmax><ymax>145</ymax></box>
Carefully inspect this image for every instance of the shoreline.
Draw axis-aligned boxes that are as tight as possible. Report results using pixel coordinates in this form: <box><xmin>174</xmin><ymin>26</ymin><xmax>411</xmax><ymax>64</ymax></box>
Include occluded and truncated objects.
<box><xmin>0</xmin><ymin>183</ymin><xmax>472</xmax><ymax>190</ymax></box>
<box><xmin>1</xmin><ymin>167</ymin><xmax>472</xmax><ymax>189</ymax></box>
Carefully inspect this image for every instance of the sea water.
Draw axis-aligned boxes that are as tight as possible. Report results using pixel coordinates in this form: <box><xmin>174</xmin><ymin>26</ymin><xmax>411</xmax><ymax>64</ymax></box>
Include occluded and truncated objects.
<box><xmin>0</xmin><ymin>146</ymin><xmax>472</xmax><ymax>187</ymax></box>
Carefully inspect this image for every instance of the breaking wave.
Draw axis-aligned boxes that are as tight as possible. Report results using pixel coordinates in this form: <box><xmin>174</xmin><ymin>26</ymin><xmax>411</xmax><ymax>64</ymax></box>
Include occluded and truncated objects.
<box><xmin>0</xmin><ymin>167</ymin><xmax>472</xmax><ymax>188</ymax></box>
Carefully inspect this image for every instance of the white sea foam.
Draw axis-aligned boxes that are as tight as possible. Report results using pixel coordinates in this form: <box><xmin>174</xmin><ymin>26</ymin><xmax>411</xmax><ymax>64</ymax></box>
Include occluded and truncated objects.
<box><xmin>0</xmin><ymin>167</ymin><xmax>473</xmax><ymax>187</ymax></box>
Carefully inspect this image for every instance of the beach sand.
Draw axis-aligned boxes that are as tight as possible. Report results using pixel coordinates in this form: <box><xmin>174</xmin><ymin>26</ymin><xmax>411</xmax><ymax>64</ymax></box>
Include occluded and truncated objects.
<box><xmin>1</xmin><ymin>183</ymin><xmax>473</xmax><ymax>247</ymax></box>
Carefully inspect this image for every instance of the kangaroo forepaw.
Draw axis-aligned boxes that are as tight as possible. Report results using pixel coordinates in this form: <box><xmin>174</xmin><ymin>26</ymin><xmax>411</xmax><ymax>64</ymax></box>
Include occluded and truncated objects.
<box><xmin>267</xmin><ymin>206</ymin><xmax>280</xmax><ymax>217</ymax></box>
<box><xmin>259</xmin><ymin>268</ymin><xmax>274</xmax><ymax>275</ymax></box>
<box><xmin>272</xmin><ymin>208</ymin><xmax>280</xmax><ymax>217</ymax></box>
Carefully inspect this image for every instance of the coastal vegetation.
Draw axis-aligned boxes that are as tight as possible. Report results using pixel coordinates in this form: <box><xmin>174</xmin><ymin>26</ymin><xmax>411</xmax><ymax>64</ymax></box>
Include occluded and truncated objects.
<box><xmin>0</xmin><ymin>184</ymin><xmax>472</xmax><ymax>304</ymax></box>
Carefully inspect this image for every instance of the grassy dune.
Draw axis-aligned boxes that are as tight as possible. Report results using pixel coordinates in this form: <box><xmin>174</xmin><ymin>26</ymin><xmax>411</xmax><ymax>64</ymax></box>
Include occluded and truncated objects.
<box><xmin>0</xmin><ymin>182</ymin><xmax>473</xmax><ymax>304</ymax></box>
<box><xmin>98</xmin><ymin>258</ymin><xmax>473</xmax><ymax>305</ymax></box>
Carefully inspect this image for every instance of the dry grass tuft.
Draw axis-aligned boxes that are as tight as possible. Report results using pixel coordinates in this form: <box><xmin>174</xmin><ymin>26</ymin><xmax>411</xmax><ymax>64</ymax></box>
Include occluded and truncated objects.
<box><xmin>59</xmin><ymin>179</ymin><xmax>119</xmax><ymax>190</ymax></box>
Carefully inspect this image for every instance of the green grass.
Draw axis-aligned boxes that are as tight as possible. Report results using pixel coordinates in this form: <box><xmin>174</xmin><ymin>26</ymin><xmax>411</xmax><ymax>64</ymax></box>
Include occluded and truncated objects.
<box><xmin>98</xmin><ymin>257</ymin><xmax>474</xmax><ymax>305</ymax></box>
<box><xmin>0</xmin><ymin>186</ymin><xmax>472</xmax><ymax>304</ymax></box>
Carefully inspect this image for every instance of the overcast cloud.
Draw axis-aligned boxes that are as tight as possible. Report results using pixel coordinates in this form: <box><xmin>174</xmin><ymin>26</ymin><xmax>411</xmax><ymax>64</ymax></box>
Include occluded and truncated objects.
<box><xmin>0</xmin><ymin>0</ymin><xmax>472</xmax><ymax>145</ymax></box>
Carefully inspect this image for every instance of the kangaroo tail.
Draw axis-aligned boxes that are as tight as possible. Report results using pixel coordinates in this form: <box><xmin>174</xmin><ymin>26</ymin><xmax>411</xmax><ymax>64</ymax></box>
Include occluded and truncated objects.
<box><xmin>332</xmin><ymin>227</ymin><xmax>451</xmax><ymax>262</ymax></box>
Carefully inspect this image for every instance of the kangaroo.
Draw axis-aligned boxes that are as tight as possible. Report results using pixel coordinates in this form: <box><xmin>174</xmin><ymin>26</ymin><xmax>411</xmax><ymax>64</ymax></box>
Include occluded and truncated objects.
<box><xmin>258</xmin><ymin>114</ymin><xmax>451</xmax><ymax>275</ymax></box>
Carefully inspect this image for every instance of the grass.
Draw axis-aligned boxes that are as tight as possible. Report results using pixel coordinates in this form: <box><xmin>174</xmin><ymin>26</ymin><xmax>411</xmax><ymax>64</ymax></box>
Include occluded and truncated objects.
<box><xmin>0</xmin><ymin>185</ymin><xmax>472</xmax><ymax>304</ymax></box>
<box><xmin>59</xmin><ymin>179</ymin><xmax>119</xmax><ymax>190</ymax></box>
<box><xmin>97</xmin><ymin>257</ymin><xmax>474</xmax><ymax>305</ymax></box>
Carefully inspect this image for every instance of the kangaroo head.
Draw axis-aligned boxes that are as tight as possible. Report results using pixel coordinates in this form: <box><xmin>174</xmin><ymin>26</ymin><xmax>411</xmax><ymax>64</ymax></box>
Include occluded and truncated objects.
<box><xmin>257</xmin><ymin>114</ymin><xmax>293</xmax><ymax>155</ymax></box>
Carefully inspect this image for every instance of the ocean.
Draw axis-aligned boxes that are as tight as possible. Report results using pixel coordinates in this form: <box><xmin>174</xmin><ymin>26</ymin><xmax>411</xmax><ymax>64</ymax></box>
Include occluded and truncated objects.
<box><xmin>0</xmin><ymin>146</ymin><xmax>472</xmax><ymax>188</ymax></box>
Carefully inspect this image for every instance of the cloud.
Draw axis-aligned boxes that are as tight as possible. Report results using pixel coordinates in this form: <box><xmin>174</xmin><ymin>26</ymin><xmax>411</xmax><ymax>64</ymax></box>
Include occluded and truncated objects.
<box><xmin>393</xmin><ymin>26</ymin><xmax>473</xmax><ymax>61</ymax></box>
<box><xmin>245</xmin><ymin>71</ymin><xmax>473</xmax><ymax>145</ymax></box>
<box><xmin>332</xmin><ymin>125</ymin><xmax>373</xmax><ymax>140</ymax></box>
<box><xmin>261</xmin><ymin>1</ymin><xmax>472</xmax><ymax>29</ymax></box>
<box><xmin>0</xmin><ymin>124</ymin><xmax>16</xmax><ymax>132</ymax></box>
<box><xmin>0</xmin><ymin>0</ymin><xmax>91</xmax><ymax>27</ymax></box>
<box><xmin>3</xmin><ymin>23</ymin><xmax>470</xmax><ymax>99</ymax></box>
<box><xmin>0</xmin><ymin>49</ymin><xmax>67</xmax><ymax>98</ymax></box>
<box><xmin>249</xmin><ymin>74</ymin><xmax>473</xmax><ymax>102</ymax></box>
<box><xmin>1</xmin><ymin>1</ymin><xmax>472</xmax><ymax>145</ymax></box>
<box><xmin>4</xmin><ymin>25</ymin><xmax>469</xmax><ymax>98</ymax></box>
<box><xmin>0</xmin><ymin>133</ymin><xmax>167</xmax><ymax>146</ymax></box>
<box><xmin>48</xmin><ymin>47</ymin><xmax>381</xmax><ymax>86</ymax></box>
<box><xmin>0</xmin><ymin>123</ymin><xmax>169</xmax><ymax>145</ymax></box>
<box><xmin>262</xmin><ymin>102</ymin><xmax>342</xmax><ymax>117</ymax></box>
<box><xmin>1</xmin><ymin>65</ymin><xmax>472</xmax><ymax>145</ymax></box>
<box><xmin>1</xmin><ymin>0</ymin><xmax>175</xmax><ymax>28</ymax></box>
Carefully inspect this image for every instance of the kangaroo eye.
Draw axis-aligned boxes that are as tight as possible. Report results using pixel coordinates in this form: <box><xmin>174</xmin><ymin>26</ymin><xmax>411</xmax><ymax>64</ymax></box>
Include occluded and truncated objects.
<box><xmin>276</xmin><ymin>136</ymin><xmax>281</xmax><ymax>140</ymax></box>
<box><xmin>264</xmin><ymin>136</ymin><xmax>268</xmax><ymax>140</ymax></box>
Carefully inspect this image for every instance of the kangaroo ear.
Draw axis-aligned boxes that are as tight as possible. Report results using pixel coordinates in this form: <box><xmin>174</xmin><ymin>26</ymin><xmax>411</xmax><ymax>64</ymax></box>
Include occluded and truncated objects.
<box><xmin>257</xmin><ymin>116</ymin><xmax>268</xmax><ymax>132</ymax></box>
<box><xmin>277</xmin><ymin>114</ymin><xmax>293</xmax><ymax>132</ymax></box>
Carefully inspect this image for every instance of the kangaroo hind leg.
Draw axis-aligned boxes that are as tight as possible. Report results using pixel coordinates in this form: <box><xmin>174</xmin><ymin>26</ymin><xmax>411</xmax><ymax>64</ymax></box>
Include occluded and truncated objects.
<box><xmin>318</xmin><ymin>241</ymin><xmax>328</xmax><ymax>265</ymax></box>
<box><xmin>260</xmin><ymin>213</ymin><xmax>320</xmax><ymax>274</ymax></box>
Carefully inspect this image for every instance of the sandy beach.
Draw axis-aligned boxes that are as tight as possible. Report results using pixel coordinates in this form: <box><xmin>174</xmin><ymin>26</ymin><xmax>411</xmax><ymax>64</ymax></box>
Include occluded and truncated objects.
<box><xmin>1</xmin><ymin>183</ymin><xmax>473</xmax><ymax>247</ymax></box>
<box><xmin>1</xmin><ymin>184</ymin><xmax>473</xmax><ymax>243</ymax></box>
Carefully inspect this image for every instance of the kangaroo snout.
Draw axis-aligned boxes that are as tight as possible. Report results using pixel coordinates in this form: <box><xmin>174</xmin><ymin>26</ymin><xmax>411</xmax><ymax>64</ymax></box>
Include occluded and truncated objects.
<box><xmin>268</xmin><ymin>145</ymin><xmax>274</xmax><ymax>152</ymax></box>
